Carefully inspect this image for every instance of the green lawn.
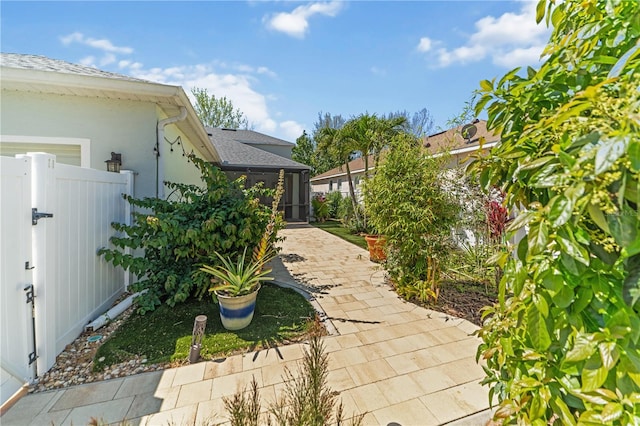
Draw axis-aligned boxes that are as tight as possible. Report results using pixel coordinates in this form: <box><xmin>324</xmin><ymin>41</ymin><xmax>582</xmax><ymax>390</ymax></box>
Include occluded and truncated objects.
<box><xmin>93</xmin><ymin>283</ymin><xmax>315</xmax><ymax>371</ymax></box>
<box><xmin>311</xmin><ymin>221</ymin><xmax>368</xmax><ymax>250</ymax></box>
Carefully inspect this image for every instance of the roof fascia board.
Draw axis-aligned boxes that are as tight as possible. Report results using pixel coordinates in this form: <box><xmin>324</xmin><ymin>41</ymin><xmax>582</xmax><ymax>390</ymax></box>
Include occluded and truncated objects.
<box><xmin>1</xmin><ymin>66</ymin><xmax>178</xmax><ymax>98</ymax></box>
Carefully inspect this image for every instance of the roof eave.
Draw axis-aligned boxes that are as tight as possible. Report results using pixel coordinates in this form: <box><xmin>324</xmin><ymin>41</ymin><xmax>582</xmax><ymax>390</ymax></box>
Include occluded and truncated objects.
<box><xmin>1</xmin><ymin>66</ymin><xmax>221</xmax><ymax>163</ymax></box>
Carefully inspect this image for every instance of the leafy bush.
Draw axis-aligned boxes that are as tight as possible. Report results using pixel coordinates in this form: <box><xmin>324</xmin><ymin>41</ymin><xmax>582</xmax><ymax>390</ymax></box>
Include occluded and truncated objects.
<box><xmin>325</xmin><ymin>191</ymin><xmax>343</xmax><ymax>219</ymax></box>
<box><xmin>363</xmin><ymin>133</ymin><xmax>460</xmax><ymax>302</ymax></box>
<box><xmin>470</xmin><ymin>1</ymin><xmax>640</xmax><ymax>423</ymax></box>
<box><xmin>311</xmin><ymin>194</ymin><xmax>330</xmax><ymax>222</ymax></box>
<box><xmin>100</xmin><ymin>156</ymin><xmax>282</xmax><ymax>314</ymax></box>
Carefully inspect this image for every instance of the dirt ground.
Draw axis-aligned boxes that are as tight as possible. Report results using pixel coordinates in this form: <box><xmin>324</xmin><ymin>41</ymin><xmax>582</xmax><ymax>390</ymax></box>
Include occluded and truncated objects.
<box><xmin>420</xmin><ymin>280</ymin><xmax>497</xmax><ymax>327</ymax></box>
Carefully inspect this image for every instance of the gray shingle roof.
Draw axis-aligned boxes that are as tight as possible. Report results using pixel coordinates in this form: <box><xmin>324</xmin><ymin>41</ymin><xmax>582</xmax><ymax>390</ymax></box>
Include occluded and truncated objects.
<box><xmin>206</xmin><ymin>127</ymin><xmax>309</xmax><ymax>170</ymax></box>
<box><xmin>207</xmin><ymin>128</ymin><xmax>294</xmax><ymax>147</ymax></box>
<box><xmin>0</xmin><ymin>53</ymin><xmax>149</xmax><ymax>83</ymax></box>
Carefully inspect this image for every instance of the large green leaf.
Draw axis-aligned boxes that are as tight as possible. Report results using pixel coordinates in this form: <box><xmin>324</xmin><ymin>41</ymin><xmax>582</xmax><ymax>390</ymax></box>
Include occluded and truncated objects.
<box><xmin>581</xmin><ymin>356</ymin><xmax>608</xmax><ymax>392</ymax></box>
<box><xmin>535</xmin><ymin>0</ymin><xmax>546</xmax><ymax>23</ymax></box>
<box><xmin>601</xmin><ymin>402</ymin><xmax>624</xmax><ymax>423</ymax></box>
<box><xmin>599</xmin><ymin>341</ymin><xmax>619</xmax><ymax>371</ymax></box>
<box><xmin>565</xmin><ymin>334</ymin><xmax>596</xmax><ymax>362</ymax></box>
<box><xmin>527</xmin><ymin>304</ymin><xmax>551</xmax><ymax>351</ymax></box>
<box><xmin>557</xmin><ymin>230</ymin><xmax>590</xmax><ymax>266</ymax></box>
<box><xmin>595</xmin><ymin>136</ymin><xmax>629</xmax><ymax>175</ymax></box>
<box><xmin>550</xmin><ymin>395</ymin><xmax>577</xmax><ymax>426</ymax></box>
<box><xmin>607</xmin><ymin>203</ymin><xmax>638</xmax><ymax>248</ymax></box>
<box><xmin>552</xmin><ymin>285</ymin><xmax>574</xmax><ymax>308</ymax></box>
<box><xmin>529</xmin><ymin>221</ymin><xmax>549</xmax><ymax>255</ymax></box>
<box><xmin>548</xmin><ymin>195</ymin><xmax>574</xmax><ymax>227</ymax></box>
<box><xmin>629</xmin><ymin>141</ymin><xmax>640</xmax><ymax>172</ymax></box>
<box><xmin>533</xmin><ymin>293</ymin><xmax>549</xmax><ymax>317</ymax></box>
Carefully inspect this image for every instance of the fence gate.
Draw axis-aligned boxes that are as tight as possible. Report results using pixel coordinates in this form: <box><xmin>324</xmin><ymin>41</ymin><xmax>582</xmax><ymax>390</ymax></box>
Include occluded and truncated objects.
<box><xmin>1</xmin><ymin>153</ymin><xmax>132</xmax><ymax>408</ymax></box>
<box><xmin>1</xmin><ymin>156</ymin><xmax>36</xmax><ymax>404</ymax></box>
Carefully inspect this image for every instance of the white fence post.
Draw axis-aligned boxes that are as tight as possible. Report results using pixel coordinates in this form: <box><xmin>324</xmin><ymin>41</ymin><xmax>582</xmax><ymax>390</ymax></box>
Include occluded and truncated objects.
<box><xmin>27</xmin><ymin>152</ymin><xmax>58</xmax><ymax>375</ymax></box>
<box><xmin>121</xmin><ymin>170</ymin><xmax>134</xmax><ymax>292</ymax></box>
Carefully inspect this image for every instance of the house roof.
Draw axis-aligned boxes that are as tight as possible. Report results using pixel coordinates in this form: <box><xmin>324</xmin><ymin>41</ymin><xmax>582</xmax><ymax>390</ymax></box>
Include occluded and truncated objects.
<box><xmin>310</xmin><ymin>120</ymin><xmax>499</xmax><ymax>182</ymax></box>
<box><xmin>0</xmin><ymin>53</ymin><xmax>219</xmax><ymax>162</ymax></box>
<box><xmin>311</xmin><ymin>155</ymin><xmax>374</xmax><ymax>181</ymax></box>
<box><xmin>206</xmin><ymin>127</ymin><xmax>310</xmax><ymax>171</ymax></box>
<box><xmin>1</xmin><ymin>53</ymin><xmax>148</xmax><ymax>82</ymax></box>
<box><xmin>208</xmin><ymin>128</ymin><xmax>295</xmax><ymax>147</ymax></box>
<box><xmin>423</xmin><ymin>119</ymin><xmax>499</xmax><ymax>153</ymax></box>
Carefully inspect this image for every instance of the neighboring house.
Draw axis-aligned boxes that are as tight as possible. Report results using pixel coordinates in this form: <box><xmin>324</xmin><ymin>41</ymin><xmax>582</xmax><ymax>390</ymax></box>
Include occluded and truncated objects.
<box><xmin>207</xmin><ymin>127</ymin><xmax>311</xmax><ymax>222</ymax></box>
<box><xmin>0</xmin><ymin>53</ymin><xmax>219</xmax><ymax>200</ymax></box>
<box><xmin>310</xmin><ymin>155</ymin><xmax>371</xmax><ymax>197</ymax></box>
<box><xmin>310</xmin><ymin>119</ymin><xmax>500</xmax><ymax>197</ymax></box>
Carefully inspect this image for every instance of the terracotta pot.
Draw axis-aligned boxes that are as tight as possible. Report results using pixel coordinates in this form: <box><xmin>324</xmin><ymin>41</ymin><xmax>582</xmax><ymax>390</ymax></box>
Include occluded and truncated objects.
<box><xmin>216</xmin><ymin>285</ymin><xmax>260</xmax><ymax>331</ymax></box>
<box><xmin>365</xmin><ymin>235</ymin><xmax>386</xmax><ymax>262</ymax></box>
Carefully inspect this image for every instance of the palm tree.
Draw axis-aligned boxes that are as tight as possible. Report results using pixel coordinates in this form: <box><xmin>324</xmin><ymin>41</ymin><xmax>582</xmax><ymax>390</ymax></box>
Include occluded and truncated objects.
<box><xmin>343</xmin><ymin>113</ymin><xmax>408</xmax><ymax>178</ymax></box>
<box><xmin>315</xmin><ymin>126</ymin><xmax>361</xmax><ymax>224</ymax></box>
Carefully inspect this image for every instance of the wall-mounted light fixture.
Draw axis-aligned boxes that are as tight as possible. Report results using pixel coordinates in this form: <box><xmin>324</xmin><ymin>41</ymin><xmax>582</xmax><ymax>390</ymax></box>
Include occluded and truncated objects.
<box><xmin>105</xmin><ymin>152</ymin><xmax>122</xmax><ymax>173</ymax></box>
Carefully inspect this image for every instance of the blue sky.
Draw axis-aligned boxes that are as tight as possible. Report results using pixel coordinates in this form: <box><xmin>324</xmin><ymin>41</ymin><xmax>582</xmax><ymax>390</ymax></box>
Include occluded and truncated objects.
<box><xmin>1</xmin><ymin>1</ymin><xmax>550</xmax><ymax>142</ymax></box>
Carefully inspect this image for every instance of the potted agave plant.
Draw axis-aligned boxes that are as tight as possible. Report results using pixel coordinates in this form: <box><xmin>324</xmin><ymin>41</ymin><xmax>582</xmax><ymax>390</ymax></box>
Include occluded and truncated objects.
<box><xmin>200</xmin><ymin>170</ymin><xmax>285</xmax><ymax>331</ymax></box>
<box><xmin>200</xmin><ymin>247</ymin><xmax>276</xmax><ymax>330</ymax></box>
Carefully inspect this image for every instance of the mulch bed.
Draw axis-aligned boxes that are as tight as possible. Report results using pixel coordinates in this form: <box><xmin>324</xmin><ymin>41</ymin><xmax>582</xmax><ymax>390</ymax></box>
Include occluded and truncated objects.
<box><xmin>412</xmin><ymin>280</ymin><xmax>497</xmax><ymax>327</ymax></box>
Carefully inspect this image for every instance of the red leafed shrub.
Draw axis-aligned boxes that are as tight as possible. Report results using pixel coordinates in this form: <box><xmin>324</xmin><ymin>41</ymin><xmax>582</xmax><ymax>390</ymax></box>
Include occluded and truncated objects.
<box><xmin>485</xmin><ymin>199</ymin><xmax>508</xmax><ymax>243</ymax></box>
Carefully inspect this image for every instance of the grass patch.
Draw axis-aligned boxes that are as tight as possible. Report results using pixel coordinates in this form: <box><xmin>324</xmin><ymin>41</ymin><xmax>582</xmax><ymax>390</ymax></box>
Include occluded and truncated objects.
<box><xmin>93</xmin><ymin>283</ymin><xmax>315</xmax><ymax>371</ymax></box>
<box><xmin>311</xmin><ymin>221</ymin><xmax>368</xmax><ymax>250</ymax></box>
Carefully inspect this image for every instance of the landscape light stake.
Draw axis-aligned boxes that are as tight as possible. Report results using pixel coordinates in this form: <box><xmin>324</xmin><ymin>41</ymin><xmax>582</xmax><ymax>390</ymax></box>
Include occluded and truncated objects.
<box><xmin>189</xmin><ymin>315</ymin><xmax>207</xmax><ymax>363</ymax></box>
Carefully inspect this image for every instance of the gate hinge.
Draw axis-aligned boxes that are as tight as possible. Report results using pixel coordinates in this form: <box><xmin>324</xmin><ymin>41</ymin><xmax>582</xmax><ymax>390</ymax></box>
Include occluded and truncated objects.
<box><xmin>32</xmin><ymin>208</ymin><xmax>53</xmax><ymax>225</ymax></box>
<box><xmin>24</xmin><ymin>284</ymin><xmax>35</xmax><ymax>304</ymax></box>
<box><xmin>28</xmin><ymin>351</ymin><xmax>37</xmax><ymax>365</ymax></box>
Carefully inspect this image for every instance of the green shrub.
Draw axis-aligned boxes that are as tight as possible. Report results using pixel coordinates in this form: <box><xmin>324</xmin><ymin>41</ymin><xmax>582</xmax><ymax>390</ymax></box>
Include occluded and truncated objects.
<box><xmin>99</xmin><ymin>156</ymin><xmax>282</xmax><ymax>314</ymax></box>
<box><xmin>311</xmin><ymin>194</ymin><xmax>330</xmax><ymax>222</ymax></box>
<box><xmin>470</xmin><ymin>1</ymin><xmax>640</xmax><ymax>423</ymax></box>
<box><xmin>363</xmin><ymin>133</ymin><xmax>460</xmax><ymax>302</ymax></box>
<box><xmin>325</xmin><ymin>191</ymin><xmax>343</xmax><ymax>219</ymax></box>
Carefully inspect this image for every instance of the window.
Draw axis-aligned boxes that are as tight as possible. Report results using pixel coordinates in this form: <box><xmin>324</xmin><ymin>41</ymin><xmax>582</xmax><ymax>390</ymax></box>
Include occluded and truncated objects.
<box><xmin>337</xmin><ymin>179</ymin><xmax>342</xmax><ymax>189</ymax></box>
<box><xmin>329</xmin><ymin>180</ymin><xmax>333</xmax><ymax>191</ymax></box>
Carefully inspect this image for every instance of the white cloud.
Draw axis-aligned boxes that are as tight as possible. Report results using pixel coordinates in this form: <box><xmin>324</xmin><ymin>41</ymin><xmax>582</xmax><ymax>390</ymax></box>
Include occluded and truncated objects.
<box><xmin>60</xmin><ymin>32</ymin><xmax>133</xmax><ymax>54</ymax></box>
<box><xmin>99</xmin><ymin>53</ymin><xmax>117</xmax><ymax>66</ymax></box>
<box><xmin>257</xmin><ymin>66</ymin><xmax>277</xmax><ymax>78</ymax></box>
<box><xmin>492</xmin><ymin>44</ymin><xmax>547</xmax><ymax>68</ymax></box>
<box><xmin>279</xmin><ymin>120</ymin><xmax>304</xmax><ymax>140</ymax></box>
<box><xmin>119</xmin><ymin>60</ymin><xmax>296</xmax><ymax>140</ymax></box>
<box><xmin>418</xmin><ymin>2</ymin><xmax>551</xmax><ymax>68</ymax></box>
<box><xmin>61</xmin><ymin>32</ymin><xmax>133</xmax><ymax>69</ymax></box>
<box><xmin>78</xmin><ymin>55</ymin><xmax>96</xmax><ymax>67</ymax></box>
<box><xmin>264</xmin><ymin>1</ymin><xmax>343</xmax><ymax>38</ymax></box>
<box><xmin>62</xmin><ymin>31</ymin><xmax>296</xmax><ymax>140</ymax></box>
<box><xmin>417</xmin><ymin>37</ymin><xmax>433</xmax><ymax>53</ymax></box>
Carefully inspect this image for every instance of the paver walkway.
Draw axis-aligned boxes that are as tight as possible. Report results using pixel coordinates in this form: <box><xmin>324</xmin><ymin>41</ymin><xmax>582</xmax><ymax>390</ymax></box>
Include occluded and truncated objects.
<box><xmin>3</xmin><ymin>224</ymin><xmax>491</xmax><ymax>425</ymax></box>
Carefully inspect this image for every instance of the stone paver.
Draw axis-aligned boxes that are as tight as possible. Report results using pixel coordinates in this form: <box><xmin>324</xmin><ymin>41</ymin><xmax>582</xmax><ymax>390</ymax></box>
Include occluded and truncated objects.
<box><xmin>2</xmin><ymin>224</ymin><xmax>490</xmax><ymax>425</ymax></box>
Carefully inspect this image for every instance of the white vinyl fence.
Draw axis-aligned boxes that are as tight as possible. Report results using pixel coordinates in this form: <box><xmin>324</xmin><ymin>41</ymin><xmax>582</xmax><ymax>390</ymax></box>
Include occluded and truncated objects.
<box><xmin>1</xmin><ymin>153</ymin><xmax>132</xmax><ymax>405</ymax></box>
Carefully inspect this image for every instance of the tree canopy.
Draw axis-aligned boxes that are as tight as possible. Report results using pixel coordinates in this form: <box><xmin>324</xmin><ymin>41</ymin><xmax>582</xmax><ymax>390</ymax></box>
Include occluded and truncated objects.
<box><xmin>191</xmin><ymin>87</ymin><xmax>249</xmax><ymax>129</ymax></box>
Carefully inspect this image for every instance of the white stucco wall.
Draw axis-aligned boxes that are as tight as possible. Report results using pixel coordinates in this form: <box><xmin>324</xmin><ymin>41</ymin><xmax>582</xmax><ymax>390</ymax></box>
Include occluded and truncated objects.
<box><xmin>1</xmin><ymin>91</ymin><xmax>207</xmax><ymax>199</ymax></box>
<box><xmin>158</xmin><ymin>107</ymin><xmax>207</xmax><ymax>196</ymax></box>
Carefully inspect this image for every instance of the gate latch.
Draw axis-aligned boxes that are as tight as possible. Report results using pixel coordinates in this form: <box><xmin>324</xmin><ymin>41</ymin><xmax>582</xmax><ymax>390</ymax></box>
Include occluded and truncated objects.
<box><xmin>32</xmin><ymin>208</ymin><xmax>53</xmax><ymax>225</ymax></box>
<box><xmin>24</xmin><ymin>284</ymin><xmax>35</xmax><ymax>304</ymax></box>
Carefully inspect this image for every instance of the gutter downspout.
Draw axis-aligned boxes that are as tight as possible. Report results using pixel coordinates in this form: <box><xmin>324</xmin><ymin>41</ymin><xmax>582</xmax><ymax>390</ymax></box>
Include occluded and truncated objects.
<box><xmin>156</xmin><ymin>106</ymin><xmax>188</xmax><ymax>198</ymax></box>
